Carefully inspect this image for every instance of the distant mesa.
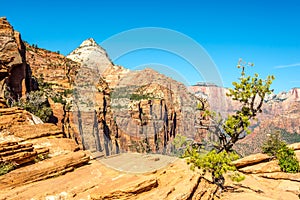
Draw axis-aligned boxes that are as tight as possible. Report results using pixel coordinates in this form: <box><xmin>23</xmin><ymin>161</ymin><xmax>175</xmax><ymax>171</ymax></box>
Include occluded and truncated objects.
<box><xmin>193</xmin><ymin>82</ymin><xmax>218</xmax><ymax>87</ymax></box>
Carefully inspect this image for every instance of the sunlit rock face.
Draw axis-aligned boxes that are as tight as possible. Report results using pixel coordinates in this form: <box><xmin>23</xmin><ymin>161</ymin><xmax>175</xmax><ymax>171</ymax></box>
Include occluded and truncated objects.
<box><xmin>0</xmin><ymin>17</ymin><xmax>29</xmax><ymax>103</ymax></box>
<box><xmin>67</xmin><ymin>39</ymin><xmax>207</xmax><ymax>156</ymax></box>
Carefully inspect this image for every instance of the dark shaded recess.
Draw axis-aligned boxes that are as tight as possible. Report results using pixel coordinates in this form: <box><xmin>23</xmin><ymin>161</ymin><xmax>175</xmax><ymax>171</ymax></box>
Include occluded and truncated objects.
<box><xmin>76</xmin><ymin>109</ymin><xmax>85</xmax><ymax>150</ymax></box>
<box><xmin>115</xmin><ymin>138</ymin><xmax>120</xmax><ymax>154</ymax></box>
<box><xmin>160</xmin><ymin>100</ymin><xmax>163</xmax><ymax>120</ymax></box>
<box><xmin>138</xmin><ymin>102</ymin><xmax>144</xmax><ymax>135</ymax></box>
<box><xmin>26</xmin><ymin>64</ymin><xmax>35</xmax><ymax>91</ymax></box>
<box><xmin>170</xmin><ymin>112</ymin><xmax>176</xmax><ymax>138</ymax></box>
<box><xmin>138</xmin><ymin>102</ymin><xmax>143</xmax><ymax>122</ymax></box>
<box><xmin>0</xmin><ymin>72</ymin><xmax>8</xmax><ymax>80</ymax></box>
<box><xmin>163</xmin><ymin>104</ymin><xmax>169</xmax><ymax>151</ymax></box>
<box><xmin>93</xmin><ymin>110</ymin><xmax>102</xmax><ymax>152</ymax></box>
<box><xmin>48</xmin><ymin>115</ymin><xmax>58</xmax><ymax>124</ymax></box>
<box><xmin>102</xmin><ymin>95</ymin><xmax>107</xmax><ymax>117</ymax></box>
<box><xmin>29</xmin><ymin>75</ymin><xmax>39</xmax><ymax>91</ymax></box>
<box><xmin>102</xmin><ymin>120</ymin><xmax>111</xmax><ymax>156</ymax></box>
<box><xmin>8</xmin><ymin>64</ymin><xmax>24</xmax><ymax>99</ymax></box>
<box><xmin>150</xmin><ymin>103</ymin><xmax>159</xmax><ymax>151</ymax></box>
<box><xmin>62</xmin><ymin>103</ymin><xmax>69</xmax><ymax>138</ymax></box>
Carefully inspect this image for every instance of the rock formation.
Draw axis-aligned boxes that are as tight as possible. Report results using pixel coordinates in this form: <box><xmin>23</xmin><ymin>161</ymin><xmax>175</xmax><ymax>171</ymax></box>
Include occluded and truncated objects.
<box><xmin>0</xmin><ymin>17</ymin><xmax>30</xmax><ymax>106</ymax></box>
<box><xmin>0</xmin><ymin>106</ymin><xmax>89</xmax><ymax>192</ymax></box>
<box><xmin>1</xmin><ymin>147</ymin><xmax>299</xmax><ymax>199</ymax></box>
<box><xmin>24</xmin><ymin>41</ymin><xmax>81</xmax><ymax>142</ymax></box>
<box><xmin>25</xmin><ymin>42</ymin><xmax>80</xmax><ymax>89</ymax></box>
<box><xmin>67</xmin><ymin>39</ymin><xmax>208</xmax><ymax>156</ymax></box>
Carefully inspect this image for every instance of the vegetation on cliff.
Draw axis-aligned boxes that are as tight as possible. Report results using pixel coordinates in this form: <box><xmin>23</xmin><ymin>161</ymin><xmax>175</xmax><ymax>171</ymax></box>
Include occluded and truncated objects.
<box><xmin>262</xmin><ymin>131</ymin><xmax>300</xmax><ymax>173</ymax></box>
<box><xmin>185</xmin><ymin>60</ymin><xmax>276</xmax><ymax>189</ymax></box>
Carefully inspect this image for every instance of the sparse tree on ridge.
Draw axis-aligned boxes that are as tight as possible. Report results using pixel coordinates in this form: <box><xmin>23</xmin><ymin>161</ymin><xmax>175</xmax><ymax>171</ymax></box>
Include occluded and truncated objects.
<box><xmin>185</xmin><ymin>59</ymin><xmax>275</xmax><ymax>189</ymax></box>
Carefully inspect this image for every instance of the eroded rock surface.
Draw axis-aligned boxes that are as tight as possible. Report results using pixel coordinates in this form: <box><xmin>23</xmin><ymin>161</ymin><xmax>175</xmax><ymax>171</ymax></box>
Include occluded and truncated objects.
<box><xmin>0</xmin><ymin>17</ymin><xmax>32</xmax><ymax>106</ymax></box>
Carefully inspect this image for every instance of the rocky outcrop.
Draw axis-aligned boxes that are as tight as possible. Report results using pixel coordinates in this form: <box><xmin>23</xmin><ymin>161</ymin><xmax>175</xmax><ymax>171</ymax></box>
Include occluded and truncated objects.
<box><xmin>25</xmin><ymin>42</ymin><xmax>81</xmax><ymax>138</ymax></box>
<box><xmin>67</xmin><ymin>38</ymin><xmax>113</xmax><ymax>75</ymax></box>
<box><xmin>0</xmin><ymin>151</ymin><xmax>90</xmax><ymax>190</ymax></box>
<box><xmin>0</xmin><ymin>107</ymin><xmax>37</xmax><ymax>132</ymax></box>
<box><xmin>2</xmin><ymin>150</ymin><xmax>299</xmax><ymax>200</ymax></box>
<box><xmin>67</xmin><ymin>39</ymin><xmax>208</xmax><ymax>156</ymax></box>
<box><xmin>233</xmin><ymin>147</ymin><xmax>300</xmax><ymax>174</ymax></box>
<box><xmin>9</xmin><ymin>123</ymin><xmax>64</xmax><ymax>140</ymax></box>
<box><xmin>0</xmin><ymin>106</ymin><xmax>88</xmax><ymax>197</ymax></box>
<box><xmin>0</xmin><ymin>141</ymin><xmax>48</xmax><ymax>166</ymax></box>
<box><xmin>92</xmin><ymin>178</ymin><xmax>159</xmax><ymax>199</ymax></box>
<box><xmin>0</xmin><ymin>155</ymin><xmax>218</xmax><ymax>200</ymax></box>
<box><xmin>232</xmin><ymin>153</ymin><xmax>271</xmax><ymax>168</ymax></box>
<box><xmin>25</xmin><ymin>42</ymin><xmax>80</xmax><ymax>89</ymax></box>
<box><xmin>219</xmin><ymin>150</ymin><xmax>300</xmax><ymax>199</ymax></box>
<box><xmin>111</xmin><ymin>71</ymin><xmax>206</xmax><ymax>154</ymax></box>
<box><xmin>0</xmin><ymin>17</ymin><xmax>30</xmax><ymax>104</ymax></box>
<box><xmin>238</xmin><ymin>160</ymin><xmax>282</xmax><ymax>174</ymax></box>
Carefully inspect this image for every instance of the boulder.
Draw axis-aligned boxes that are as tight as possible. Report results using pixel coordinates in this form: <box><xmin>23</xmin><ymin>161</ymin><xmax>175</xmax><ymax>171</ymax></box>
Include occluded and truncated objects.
<box><xmin>238</xmin><ymin>160</ymin><xmax>281</xmax><ymax>174</ymax></box>
<box><xmin>233</xmin><ymin>153</ymin><xmax>271</xmax><ymax>168</ymax></box>
<box><xmin>0</xmin><ymin>151</ymin><xmax>90</xmax><ymax>190</ymax></box>
<box><xmin>91</xmin><ymin>178</ymin><xmax>159</xmax><ymax>200</ymax></box>
<box><xmin>9</xmin><ymin>123</ymin><xmax>64</xmax><ymax>140</ymax></box>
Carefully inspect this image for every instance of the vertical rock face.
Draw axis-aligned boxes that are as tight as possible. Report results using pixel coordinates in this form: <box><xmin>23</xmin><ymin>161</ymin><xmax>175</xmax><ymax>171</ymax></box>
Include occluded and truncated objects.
<box><xmin>67</xmin><ymin>39</ymin><xmax>208</xmax><ymax>156</ymax></box>
<box><xmin>24</xmin><ymin>42</ymin><xmax>81</xmax><ymax>143</ymax></box>
<box><xmin>0</xmin><ymin>17</ymin><xmax>29</xmax><ymax>104</ymax></box>
<box><xmin>111</xmin><ymin>69</ymin><xmax>205</xmax><ymax>154</ymax></box>
<box><xmin>25</xmin><ymin>43</ymin><xmax>80</xmax><ymax>89</ymax></box>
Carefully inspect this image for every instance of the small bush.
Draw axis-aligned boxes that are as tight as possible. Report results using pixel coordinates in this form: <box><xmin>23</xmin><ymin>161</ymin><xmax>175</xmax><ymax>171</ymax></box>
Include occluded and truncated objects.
<box><xmin>34</xmin><ymin>154</ymin><xmax>49</xmax><ymax>163</ymax></box>
<box><xmin>185</xmin><ymin>148</ymin><xmax>244</xmax><ymax>188</ymax></box>
<box><xmin>171</xmin><ymin>134</ymin><xmax>191</xmax><ymax>157</ymax></box>
<box><xmin>262</xmin><ymin>131</ymin><xmax>300</xmax><ymax>173</ymax></box>
<box><xmin>0</xmin><ymin>162</ymin><xmax>15</xmax><ymax>176</ymax></box>
<box><xmin>13</xmin><ymin>91</ymin><xmax>53</xmax><ymax>122</ymax></box>
<box><xmin>130</xmin><ymin>93</ymin><xmax>154</xmax><ymax>101</ymax></box>
<box><xmin>277</xmin><ymin>146</ymin><xmax>300</xmax><ymax>173</ymax></box>
<box><xmin>51</xmin><ymin>94</ymin><xmax>66</xmax><ymax>104</ymax></box>
<box><xmin>262</xmin><ymin>131</ymin><xmax>286</xmax><ymax>157</ymax></box>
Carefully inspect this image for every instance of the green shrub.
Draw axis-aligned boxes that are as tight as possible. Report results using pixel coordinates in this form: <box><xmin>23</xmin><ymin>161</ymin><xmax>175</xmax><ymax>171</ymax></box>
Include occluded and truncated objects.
<box><xmin>277</xmin><ymin>146</ymin><xmax>300</xmax><ymax>173</ymax></box>
<box><xmin>262</xmin><ymin>131</ymin><xmax>300</xmax><ymax>173</ymax></box>
<box><xmin>13</xmin><ymin>91</ymin><xmax>53</xmax><ymax>122</ymax></box>
<box><xmin>171</xmin><ymin>134</ymin><xmax>191</xmax><ymax>157</ymax></box>
<box><xmin>51</xmin><ymin>94</ymin><xmax>66</xmax><ymax>104</ymax></box>
<box><xmin>185</xmin><ymin>148</ymin><xmax>244</xmax><ymax>188</ymax></box>
<box><xmin>34</xmin><ymin>154</ymin><xmax>49</xmax><ymax>163</ymax></box>
<box><xmin>0</xmin><ymin>162</ymin><xmax>15</xmax><ymax>176</ymax></box>
<box><xmin>63</xmin><ymin>89</ymin><xmax>74</xmax><ymax>96</ymax></box>
<box><xmin>130</xmin><ymin>93</ymin><xmax>154</xmax><ymax>101</ymax></box>
<box><xmin>262</xmin><ymin>131</ymin><xmax>286</xmax><ymax>157</ymax></box>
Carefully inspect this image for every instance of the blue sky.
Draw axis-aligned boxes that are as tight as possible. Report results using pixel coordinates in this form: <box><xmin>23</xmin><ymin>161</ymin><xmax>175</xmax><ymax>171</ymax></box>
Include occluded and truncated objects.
<box><xmin>2</xmin><ymin>0</ymin><xmax>300</xmax><ymax>93</ymax></box>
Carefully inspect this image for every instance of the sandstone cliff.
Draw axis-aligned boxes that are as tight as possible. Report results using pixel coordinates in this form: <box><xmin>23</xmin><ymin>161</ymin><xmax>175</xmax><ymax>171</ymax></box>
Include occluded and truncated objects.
<box><xmin>0</xmin><ymin>17</ymin><xmax>30</xmax><ymax>106</ymax></box>
<box><xmin>67</xmin><ymin>39</ymin><xmax>208</xmax><ymax>156</ymax></box>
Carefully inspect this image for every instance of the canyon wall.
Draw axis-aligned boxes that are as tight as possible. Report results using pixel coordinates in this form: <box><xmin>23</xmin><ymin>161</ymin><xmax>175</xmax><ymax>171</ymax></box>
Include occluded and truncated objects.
<box><xmin>0</xmin><ymin>17</ymin><xmax>30</xmax><ymax>106</ymax></box>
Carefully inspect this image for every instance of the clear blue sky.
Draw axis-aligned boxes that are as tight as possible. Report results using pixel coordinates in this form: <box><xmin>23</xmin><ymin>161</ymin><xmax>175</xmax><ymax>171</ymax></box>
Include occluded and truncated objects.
<box><xmin>2</xmin><ymin>0</ymin><xmax>300</xmax><ymax>93</ymax></box>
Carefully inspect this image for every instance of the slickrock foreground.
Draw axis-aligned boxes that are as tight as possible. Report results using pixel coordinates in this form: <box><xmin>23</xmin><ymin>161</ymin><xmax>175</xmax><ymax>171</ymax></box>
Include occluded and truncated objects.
<box><xmin>0</xmin><ymin>151</ymin><xmax>89</xmax><ymax>190</ymax></box>
<box><xmin>223</xmin><ymin>145</ymin><xmax>300</xmax><ymax>200</ymax></box>
<box><xmin>0</xmin><ymin>149</ymin><xmax>299</xmax><ymax>200</ymax></box>
<box><xmin>0</xmin><ymin>105</ymin><xmax>299</xmax><ymax>199</ymax></box>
